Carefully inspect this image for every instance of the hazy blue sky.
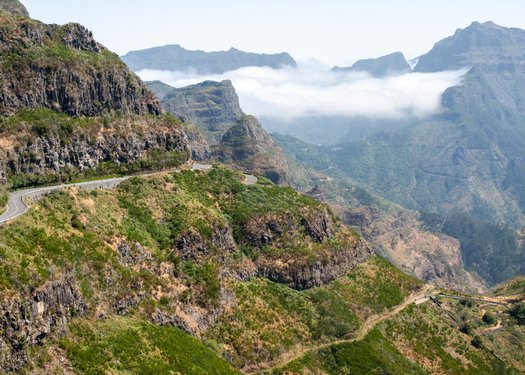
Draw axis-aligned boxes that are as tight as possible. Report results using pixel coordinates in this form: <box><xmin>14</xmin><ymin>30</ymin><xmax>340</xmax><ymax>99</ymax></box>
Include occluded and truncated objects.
<box><xmin>23</xmin><ymin>0</ymin><xmax>525</xmax><ymax>66</ymax></box>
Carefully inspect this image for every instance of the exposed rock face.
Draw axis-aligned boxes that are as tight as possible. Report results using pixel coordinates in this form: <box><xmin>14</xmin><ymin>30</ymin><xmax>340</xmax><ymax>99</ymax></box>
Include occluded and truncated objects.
<box><xmin>0</xmin><ymin>0</ymin><xmax>28</xmax><ymax>17</ymax></box>
<box><xmin>241</xmin><ymin>209</ymin><xmax>371</xmax><ymax>290</ymax></box>
<box><xmin>174</xmin><ymin>225</ymin><xmax>237</xmax><ymax>261</ymax></box>
<box><xmin>151</xmin><ymin>80</ymin><xmax>243</xmax><ymax>145</ymax></box>
<box><xmin>333</xmin><ymin>52</ymin><xmax>411</xmax><ymax>77</ymax></box>
<box><xmin>213</xmin><ymin>115</ymin><xmax>289</xmax><ymax>183</ymax></box>
<box><xmin>256</xmin><ymin>240</ymin><xmax>371</xmax><ymax>290</ymax></box>
<box><xmin>0</xmin><ymin>116</ymin><xmax>190</xmax><ymax>184</ymax></box>
<box><xmin>122</xmin><ymin>44</ymin><xmax>297</xmax><ymax>74</ymax></box>
<box><xmin>0</xmin><ymin>13</ymin><xmax>162</xmax><ymax>117</ymax></box>
<box><xmin>0</xmin><ymin>276</ymin><xmax>85</xmax><ymax>372</ymax></box>
<box><xmin>344</xmin><ymin>206</ymin><xmax>486</xmax><ymax>293</ymax></box>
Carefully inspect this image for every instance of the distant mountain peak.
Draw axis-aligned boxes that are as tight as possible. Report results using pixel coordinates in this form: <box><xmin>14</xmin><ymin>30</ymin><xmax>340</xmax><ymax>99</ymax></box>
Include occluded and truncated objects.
<box><xmin>415</xmin><ymin>21</ymin><xmax>525</xmax><ymax>72</ymax></box>
<box><xmin>332</xmin><ymin>51</ymin><xmax>411</xmax><ymax>77</ymax></box>
<box><xmin>121</xmin><ymin>44</ymin><xmax>297</xmax><ymax>74</ymax></box>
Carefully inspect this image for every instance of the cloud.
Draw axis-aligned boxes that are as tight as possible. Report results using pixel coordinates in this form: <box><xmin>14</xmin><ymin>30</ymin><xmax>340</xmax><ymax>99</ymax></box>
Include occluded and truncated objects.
<box><xmin>137</xmin><ymin>65</ymin><xmax>467</xmax><ymax>121</ymax></box>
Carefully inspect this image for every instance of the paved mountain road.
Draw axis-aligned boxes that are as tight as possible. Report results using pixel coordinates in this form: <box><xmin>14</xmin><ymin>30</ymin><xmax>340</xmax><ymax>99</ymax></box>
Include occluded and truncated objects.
<box><xmin>0</xmin><ymin>164</ymin><xmax>258</xmax><ymax>227</ymax></box>
<box><xmin>0</xmin><ymin>177</ymin><xmax>130</xmax><ymax>226</ymax></box>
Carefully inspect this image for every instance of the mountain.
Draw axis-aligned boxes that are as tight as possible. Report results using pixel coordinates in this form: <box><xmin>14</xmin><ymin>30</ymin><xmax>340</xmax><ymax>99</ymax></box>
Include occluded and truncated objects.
<box><xmin>122</xmin><ymin>44</ymin><xmax>297</xmax><ymax>74</ymax></box>
<box><xmin>0</xmin><ymin>0</ymin><xmax>28</xmax><ymax>16</ymax></box>
<box><xmin>212</xmin><ymin>114</ymin><xmax>289</xmax><ymax>184</ymax></box>
<box><xmin>415</xmin><ymin>21</ymin><xmax>525</xmax><ymax>73</ymax></box>
<box><xmin>332</xmin><ymin>52</ymin><xmax>411</xmax><ymax>77</ymax></box>
<box><xmin>148</xmin><ymin>79</ymin><xmax>289</xmax><ymax>183</ymax></box>
<box><xmin>278</xmin><ymin>134</ymin><xmax>486</xmax><ymax>294</ymax></box>
<box><xmin>0</xmin><ymin>3</ymin><xmax>189</xmax><ymax>197</ymax></box>
<box><xmin>148</xmin><ymin>80</ymin><xmax>242</xmax><ymax>145</ymax></box>
<box><xmin>277</xmin><ymin>21</ymin><xmax>525</xmax><ymax>285</ymax></box>
<box><xmin>2</xmin><ymin>166</ymin><xmax>524</xmax><ymax>374</ymax></box>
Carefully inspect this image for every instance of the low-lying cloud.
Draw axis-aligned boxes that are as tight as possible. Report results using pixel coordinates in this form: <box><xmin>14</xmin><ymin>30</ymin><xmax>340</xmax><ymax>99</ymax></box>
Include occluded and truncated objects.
<box><xmin>137</xmin><ymin>66</ymin><xmax>467</xmax><ymax>120</ymax></box>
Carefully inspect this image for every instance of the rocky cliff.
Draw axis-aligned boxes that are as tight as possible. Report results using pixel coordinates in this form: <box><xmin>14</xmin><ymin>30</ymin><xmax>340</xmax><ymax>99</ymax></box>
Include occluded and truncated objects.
<box><xmin>0</xmin><ymin>111</ymin><xmax>190</xmax><ymax>187</ymax></box>
<box><xmin>213</xmin><ymin>115</ymin><xmax>289</xmax><ymax>183</ymax></box>
<box><xmin>148</xmin><ymin>80</ymin><xmax>242</xmax><ymax>145</ymax></box>
<box><xmin>148</xmin><ymin>79</ymin><xmax>289</xmax><ymax>182</ymax></box>
<box><xmin>0</xmin><ymin>8</ymin><xmax>189</xmax><ymax>187</ymax></box>
<box><xmin>122</xmin><ymin>44</ymin><xmax>297</xmax><ymax>74</ymax></box>
<box><xmin>0</xmin><ymin>11</ymin><xmax>162</xmax><ymax>117</ymax></box>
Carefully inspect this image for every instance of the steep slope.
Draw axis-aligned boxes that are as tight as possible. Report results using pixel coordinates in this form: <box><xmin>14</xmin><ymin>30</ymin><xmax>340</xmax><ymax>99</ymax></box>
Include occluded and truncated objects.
<box><xmin>148</xmin><ymin>79</ymin><xmax>289</xmax><ymax>183</ymax></box>
<box><xmin>148</xmin><ymin>80</ymin><xmax>243</xmax><ymax>145</ymax></box>
<box><xmin>0</xmin><ymin>11</ymin><xmax>161</xmax><ymax>117</ymax></box>
<box><xmin>0</xmin><ymin>0</ymin><xmax>27</xmax><ymax>16</ymax></box>
<box><xmin>332</xmin><ymin>51</ymin><xmax>411</xmax><ymax>77</ymax></box>
<box><xmin>122</xmin><ymin>44</ymin><xmax>296</xmax><ymax>74</ymax></box>
<box><xmin>279</xmin><ymin>21</ymin><xmax>525</xmax><ymax>285</ymax></box>
<box><xmin>0</xmin><ymin>167</ymin><xmax>373</xmax><ymax>372</ymax></box>
<box><xmin>213</xmin><ymin>115</ymin><xmax>289</xmax><ymax>183</ymax></box>
<box><xmin>0</xmin><ymin>8</ymin><xmax>190</xmax><ymax>190</ymax></box>
<box><xmin>277</xmin><ymin>134</ymin><xmax>486</xmax><ymax>293</ymax></box>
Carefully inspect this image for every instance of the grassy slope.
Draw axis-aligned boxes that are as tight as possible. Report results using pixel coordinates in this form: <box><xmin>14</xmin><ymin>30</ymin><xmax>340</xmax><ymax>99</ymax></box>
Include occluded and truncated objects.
<box><xmin>277</xmin><ymin>295</ymin><xmax>524</xmax><ymax>374</ymax></box>
<box><xmin>2</xmin><ymin>167</ymin><xmax>523</xmax><ymax>374</ymax></box>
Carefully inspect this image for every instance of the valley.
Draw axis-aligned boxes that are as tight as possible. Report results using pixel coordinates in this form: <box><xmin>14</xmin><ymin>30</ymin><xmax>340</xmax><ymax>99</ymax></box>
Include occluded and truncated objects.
<box><xmin>1</xmin><ymin>0</ymin><xmax>525</xmax><ymax>374</ymax></box>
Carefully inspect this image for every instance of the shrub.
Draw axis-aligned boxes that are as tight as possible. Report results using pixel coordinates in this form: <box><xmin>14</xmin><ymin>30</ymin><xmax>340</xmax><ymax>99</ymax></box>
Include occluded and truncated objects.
<box><xmin>471</xmin><ymin>335</ymin><xmax>483</xmax><ymax>348</ymax></box>
<box><xmin>482</xmin><ymin>312</ymin><xmax>496</xmax><ymax>325</ymax></box>
<box><xmin>509</xmin><ymin>302</ymin><xmax>525</xmax><ymax>325</ymax></box>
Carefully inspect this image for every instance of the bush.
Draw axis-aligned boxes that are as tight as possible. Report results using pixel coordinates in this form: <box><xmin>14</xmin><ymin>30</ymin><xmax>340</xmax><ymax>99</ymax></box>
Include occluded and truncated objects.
<box><xmin>509</xmin><ymin>302</ymin><xmax>525</xmax><ymax>325</ymax></box>
<box><xmin>460</xmin><ymin>323</ymin><xmax>473</xmax><ymax>335</ymax></box>
<box><xmin>460</xmin><ymin>299</ymin><xmax>474</xmax><ymax>308</ymax></box>
<box><xmin>471</xmin><ymin>335</ymin><xmax>483</xmax><ymax>348</ymax></box>
<box><xmin>482</xmin><ymin>312</ymin><xmax>496</xmax><ymax>325</ymax></box>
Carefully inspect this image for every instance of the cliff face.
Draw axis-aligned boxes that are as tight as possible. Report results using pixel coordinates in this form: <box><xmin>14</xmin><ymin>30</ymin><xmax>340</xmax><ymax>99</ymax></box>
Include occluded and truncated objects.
<box><xmin>0</xmin><ymin>13</ymin><xmax>162</xmax><ymax>117</ymax></box>
<box><xmin>0</xmin><ymin>10</ymin><xmax>189</xmax><ymax>186</ymax></box>
<box><xmin>0</xmin><ymin>111</ymin><xmax>190</xmax><ymax>186</ymax></box>
<box><xmin>213</xmin><ymin>115</ymin><xmax>289</xmax><ymax>183</ymax></box>
<box><xmin>151</xmin><ymin>80</ymin><xmax>243</xmax><ymax>145</ymax></box>
<box><xmin>148</xmin><ymin>80</ymin><xmax>289</xmax><ymax>182</ymax></box>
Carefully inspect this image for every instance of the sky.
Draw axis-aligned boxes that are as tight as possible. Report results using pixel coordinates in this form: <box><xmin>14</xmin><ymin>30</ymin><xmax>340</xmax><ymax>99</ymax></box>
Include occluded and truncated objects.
<box><xmin>22</xmin><ymin>0</ymin><xmax>525</xmax><ymax>66</ymax></box>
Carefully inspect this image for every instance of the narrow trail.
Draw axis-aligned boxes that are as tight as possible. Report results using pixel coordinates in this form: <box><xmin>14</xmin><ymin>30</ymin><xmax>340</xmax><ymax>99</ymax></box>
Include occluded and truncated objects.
<box><xmin>263</xmin><ymin>284</ymin><xmax>435</xmax><ymax>373</ymax></box>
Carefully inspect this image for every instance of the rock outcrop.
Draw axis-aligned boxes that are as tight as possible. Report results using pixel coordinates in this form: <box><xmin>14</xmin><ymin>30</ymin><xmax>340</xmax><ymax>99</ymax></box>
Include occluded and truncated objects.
<box><xmin>0</xmin><ymin>276</ymin><xmax>85</xmax><ymax>372</ymax></box>
<box><xmin>0</xmin><ymin>115</ymin><xmax>190</xmax><ymax>186</ymax></box>
<box><xmin>0</xmin><ymin>13</ymin><xmax>162</xmax><ymax>117</ymax></box>
<box><xmin>213</xmin><ymin>115</ymin><xmax>289</xmax><ymax>183</ymax></box>
<box><xmin>150</xmin><ymin>80</ymin><xmax>243</xmax><ymax>145</ymax></box>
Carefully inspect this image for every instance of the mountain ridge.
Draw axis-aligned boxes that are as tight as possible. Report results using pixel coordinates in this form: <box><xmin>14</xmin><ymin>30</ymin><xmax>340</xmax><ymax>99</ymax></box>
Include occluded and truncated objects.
<box><xmin>122</xmin><ymin>44</ymin><xmax>297</xmax><ymax>74</ymax></box>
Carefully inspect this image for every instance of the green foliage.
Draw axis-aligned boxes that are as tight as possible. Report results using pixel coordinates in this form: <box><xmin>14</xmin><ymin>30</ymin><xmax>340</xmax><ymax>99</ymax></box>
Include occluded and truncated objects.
<box><xmin>421</xmin><ymin>211</ymin><xmax>525</xmax><ymax>285</ymax></box>
<box><xmin>0</xmin><ymin>184</ymin><xmax>7</xmax><ymax>208</ymax></box>
<box><xmin>472</xmin><ymin>335</ymin><xmax>483</xmax><ymax>348</ymax></box>
<box><xmin>509</xmin><ymin>302</ymin><xmax>525</xmax><ymax>325</ymax></box>
<box><xmin>277</xmin><ymin>328</ymin><xmax>425</xmax><ymax>375</ymax></box>
<box><xmin>60</xmin><ymin>317</ymin><xmax>240</xmax><ymax>375</ymax></box>
<box><xmin>483</xmin><ymin>312</ymin><xmax>497</xmax><ymax>325</ymax></box>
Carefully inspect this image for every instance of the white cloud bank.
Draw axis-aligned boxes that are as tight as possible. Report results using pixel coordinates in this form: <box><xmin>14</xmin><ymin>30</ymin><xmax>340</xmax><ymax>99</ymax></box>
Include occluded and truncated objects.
<box><xmin>137</xmin><ymin>66</ymin><xmax>467</xmax><ymax>120</ymax></box>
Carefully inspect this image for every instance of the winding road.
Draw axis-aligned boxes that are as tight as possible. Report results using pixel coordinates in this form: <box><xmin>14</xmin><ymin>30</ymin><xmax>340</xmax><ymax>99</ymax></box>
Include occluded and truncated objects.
<box><xmin>0</xmin><ymin>164</ymin><xmax>258</xmax><ymax>227</ymax></box>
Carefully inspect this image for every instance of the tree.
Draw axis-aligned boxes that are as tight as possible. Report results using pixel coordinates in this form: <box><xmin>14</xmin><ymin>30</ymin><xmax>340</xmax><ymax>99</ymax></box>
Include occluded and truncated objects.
<box><xmin>471</xmin><ymin>335</ymin><xmax>483</xmax><ymax>348</ymax></box>
<box><xmin>482</xmin><ymin>312</ymin><xmax>496</xmax><ymax>325</ymax></box>
<box><xmin>509</xmin><ymin>302</ymin><xmax>525</xmax><ymax>325</ymax></box>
